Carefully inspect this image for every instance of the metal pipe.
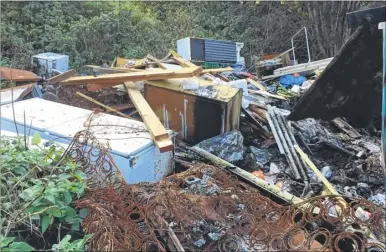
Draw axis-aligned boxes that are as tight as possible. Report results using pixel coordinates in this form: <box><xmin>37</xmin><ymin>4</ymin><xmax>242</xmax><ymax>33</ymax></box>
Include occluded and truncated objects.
<box><xmin>275</xmin><ymin>108</ymin><xmax>309</xmax><ymax>180</ymax></box>
<box><xmin>268</xmin><ymin>106</ymin><xmax>301</xmax><ymax>180</ymax></box>
<box><xmin>291</xmin><ymin>27</ymin><xmax>311</xmax><ymax>65</ymax></box>
<box><xmin>305</xmin><ymin>27</ymin><xmax>311</xmax><ymax>63</ymax></box>
<box><xmin>380</xmin><ymin>22</ymin><xmax>386</xmax><ymax>171</ymax></box>
<box><xmin>274</xmin><ymin>108</ymin><xmax>309</xmax><ymax>195</ymax></box>
<box><xmin>267</xmin><ymin>113</ymin><xmax>284</xmax><ymax>154</ymax></box>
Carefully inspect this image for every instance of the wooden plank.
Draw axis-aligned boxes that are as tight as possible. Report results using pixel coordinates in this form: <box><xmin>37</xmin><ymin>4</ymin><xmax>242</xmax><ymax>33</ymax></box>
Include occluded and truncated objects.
<box><xmin>76</xmin><ymin>92</ymin><xmax>135</xmax><ymax>120</ymax></box>
<box><xmin>46</xmin><ymin>69</ymin><xmax>76</xmax><ymax>84</ymax></box>
<box><xmin>85</xmin><ymin>65</ymin><xmax>144</xmax><ymax>74</ymax></box>
<box><xmin>249</xmin><ymin>104</ymin><xmax>268</xmax><ymax>120</ymax></box>
<box><xmin>332</xmin><ymin>117</ymin><xmax>361</xmax><ymax>139</ymax></box>
<box><xmin>108</xmin><ymin>103</ymin><xmax>134</xmax><ymax>111</ymax></box>
<box><xmin>248</xmin><ymin>89</ymin><xmax>288</xmax><ymax>100</ymax></box>
<box><xmin>59</xmin><ymin>66</ymin><xmax>202</xmax><ymax>86</ymax></box>
<box><xmin>169</xmin><ymin>50</ymin><xmax>197</xmax><ymax>68</ymax></box>
<box><xmin>124</xmin><ymin>82</ymin><xmax>173</xmax><ymax>152</ymax></box>
<box><xmin>202</xmin><ymin>67</ymin><xmax>233</xmax><ymax>74</ymax></box>
<box><xmin>246</xmin><ymin>78</ymin><xmax>267</xmax><ymax>91</ymax></box>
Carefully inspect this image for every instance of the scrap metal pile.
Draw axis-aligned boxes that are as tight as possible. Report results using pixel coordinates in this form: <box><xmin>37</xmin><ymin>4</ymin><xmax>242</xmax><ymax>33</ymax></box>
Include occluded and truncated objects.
<box><xmin>62</xmin><ymin>128</ymin><xmax>386</xmax><ymax>252</ymax></box>
<box><xmin>75</xmin><ymin>162</ymin><xmax>386</xmax><ymax>251</ymax></box>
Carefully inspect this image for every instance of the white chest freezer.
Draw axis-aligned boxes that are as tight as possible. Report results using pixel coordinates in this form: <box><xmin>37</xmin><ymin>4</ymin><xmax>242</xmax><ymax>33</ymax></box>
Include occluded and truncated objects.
<box><xmin>0</xmin><ymin>98</ymin><xmax>174</xmax><ymax>183</ymax></box>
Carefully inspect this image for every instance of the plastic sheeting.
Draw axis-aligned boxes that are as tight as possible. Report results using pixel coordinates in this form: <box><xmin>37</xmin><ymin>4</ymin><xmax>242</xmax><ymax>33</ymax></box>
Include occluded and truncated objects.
<box><xmin>195</xmin><ymin>130</ymin><xmax>244</xmax><ymax>163</ymax></box>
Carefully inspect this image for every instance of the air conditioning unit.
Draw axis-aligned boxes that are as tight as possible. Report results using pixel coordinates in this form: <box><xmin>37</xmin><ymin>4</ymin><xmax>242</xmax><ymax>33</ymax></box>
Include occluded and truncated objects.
<box><xmin>32</xmin><ymin>53</ymin><xmax>69</xmax><ymax>77</ymax></box>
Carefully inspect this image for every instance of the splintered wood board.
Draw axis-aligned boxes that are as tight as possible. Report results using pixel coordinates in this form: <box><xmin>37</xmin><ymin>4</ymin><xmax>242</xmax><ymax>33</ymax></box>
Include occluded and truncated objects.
<box><xmin>247</xmin><ymin>78</ymin><xmax>267</xmax><ymax>91</ymax></box>
<box><xmin>124</xmin><ymin>82</ymin><xmax>173</xmax><ymax>153</ymax></box>
<box><xmin>47</xmin><ymin>69</ymin><xmax>76</xmax><ymax>84</ymax></box>
<box><xmin>59</xmin><ymin>66</ymin><xmax>202</xmax><ymax>86</ymax></box>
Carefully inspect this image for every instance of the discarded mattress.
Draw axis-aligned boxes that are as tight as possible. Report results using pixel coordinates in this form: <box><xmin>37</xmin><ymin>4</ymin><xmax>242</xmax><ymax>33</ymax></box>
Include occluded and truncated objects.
<box><xmin>0</xmin><ymin>98</ymin><xmax>174</xmax><ymax>183</ymax></box>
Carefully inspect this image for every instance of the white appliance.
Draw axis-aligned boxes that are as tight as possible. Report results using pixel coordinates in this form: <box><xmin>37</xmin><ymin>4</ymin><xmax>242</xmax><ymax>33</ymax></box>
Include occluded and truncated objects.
<box><xmin>32</xmin><ymin>53</ymin><xmax>69</xmax><ymax>76</ymax></box>
<box><xmin>0</xmin><ymin>98</ymin><xmax>174</xmax><ymax>184</ymax></box>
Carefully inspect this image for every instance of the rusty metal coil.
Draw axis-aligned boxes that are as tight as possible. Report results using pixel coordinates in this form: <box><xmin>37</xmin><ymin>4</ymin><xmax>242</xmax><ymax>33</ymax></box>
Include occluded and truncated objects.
<box><xmin>217</xmin><ymin>235</ymin><xmax>241</xmax><ymax>252</ymax></box>
<box><xmin>364</xmin><ymin>242</ymin><xmax>386</xmax><ymax>252</ymax></box>
<box><xmin>308</xmin><ymin>228</ymin><xmax>331</xmax><ymax>251</ymax></box>
<box><xmin>250</xmin><ymin>225</ymin><xmax>270</xmax><ymax>242</ymax></box>
<box><xmin>321</xmin><ymin>199</ymin><xmax>348</xmax><ymax>223</ymax></box>
<box><xmin>269</xmin><ymin>234</ymin><xmax>286</xmax><ymax>251</ymax></box>
<box><xmin>331</xmin><ymin>232</ymin><xmax>364</xmax><ymax>252</ymax></box>
<box><xmin>284</xmin><ymin>227</ymin><xmax>309</xmax><ymax>251</ymax></box>
<box><xmin>125</xmin><ymin>233</ymin><xmax>143</xmax><ymax>251</ymax></box>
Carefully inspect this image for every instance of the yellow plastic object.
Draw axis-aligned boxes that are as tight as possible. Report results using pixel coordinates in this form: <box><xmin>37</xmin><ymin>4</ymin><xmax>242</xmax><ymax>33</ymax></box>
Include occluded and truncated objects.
<box><xmin>111</xmin><ymin>56</ymin><xmax>146</xmax><ymax>68</ymax></box>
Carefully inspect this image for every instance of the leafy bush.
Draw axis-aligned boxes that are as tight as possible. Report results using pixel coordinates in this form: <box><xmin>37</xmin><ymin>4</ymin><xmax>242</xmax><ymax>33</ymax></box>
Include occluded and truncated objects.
<box><xmin>0</xmin><ymin>135</ymin><xmax>89</xmax><ymax>250</ymax></box>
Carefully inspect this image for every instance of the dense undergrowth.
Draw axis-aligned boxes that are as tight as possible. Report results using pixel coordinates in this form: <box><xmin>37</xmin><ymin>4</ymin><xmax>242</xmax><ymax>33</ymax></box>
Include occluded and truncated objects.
<box><xmin>0</xmin><ymin>134</ymin><xmax>90</xmax><ymax>251</ymax></box>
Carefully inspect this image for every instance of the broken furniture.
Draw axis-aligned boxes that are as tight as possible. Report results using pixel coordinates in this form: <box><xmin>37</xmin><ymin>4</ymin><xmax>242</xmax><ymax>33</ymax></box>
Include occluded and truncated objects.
<box><xmin>0</xmin><ymin>98</ymin><xmax>174</xmax><ymax>183</ymax></box>
<box><xmin>145</xmin><ymin>78</ymin><xmax>242</xmax><ymax>144</ymax></box>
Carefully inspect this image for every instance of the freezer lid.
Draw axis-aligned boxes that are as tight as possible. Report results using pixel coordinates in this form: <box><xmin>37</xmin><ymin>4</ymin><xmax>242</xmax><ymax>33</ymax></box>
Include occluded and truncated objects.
<box><xmin>1</xmin><ymin>98</ymin><xmax>154</xmax><ymax>157</ymax></box>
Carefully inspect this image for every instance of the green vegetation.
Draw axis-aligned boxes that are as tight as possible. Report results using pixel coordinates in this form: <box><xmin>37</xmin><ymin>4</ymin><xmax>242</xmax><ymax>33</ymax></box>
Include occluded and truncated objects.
<box><xmin>1</xmin><ymin>1</ymin><xmax>366</xmax><ymax>71</ymax></box>
<box><xmin>0</xmin><ymin>135</ymin><xmax>90</xmax><ymax>251</ymax></box>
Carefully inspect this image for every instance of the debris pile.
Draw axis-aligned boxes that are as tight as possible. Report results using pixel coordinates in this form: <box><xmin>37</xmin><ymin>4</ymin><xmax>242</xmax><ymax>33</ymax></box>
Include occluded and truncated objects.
<box><xmin>76</xmin><ymin>160</ymin><xmax>386</xmax><ymax>251</ymax></box>
<box><xmin>1</xmin><ymin>21</ymin><xmax>385</xmax><ymax>251</ymax></box>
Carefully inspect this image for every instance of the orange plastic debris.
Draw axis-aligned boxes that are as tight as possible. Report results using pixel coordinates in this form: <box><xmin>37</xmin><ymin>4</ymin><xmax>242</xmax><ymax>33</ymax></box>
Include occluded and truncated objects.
<box><xmin>252</xmin><ymin>170</ymin><xmax>265</xmax><ymax>180</ymax></box>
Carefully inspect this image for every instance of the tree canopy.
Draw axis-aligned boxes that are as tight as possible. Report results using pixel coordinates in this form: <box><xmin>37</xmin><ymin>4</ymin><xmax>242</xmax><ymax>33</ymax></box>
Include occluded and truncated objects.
<box><xmin>0</xmin><ymin>1</ymin><xmax>365</xmax><ymax>70</ymax></box>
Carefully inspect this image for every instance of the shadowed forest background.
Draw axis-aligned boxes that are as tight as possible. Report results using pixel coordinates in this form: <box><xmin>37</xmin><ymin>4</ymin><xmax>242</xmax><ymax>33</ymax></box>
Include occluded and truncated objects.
<box><xmin>1</xmin><ymin>1</ymin><xmax>369</xmax><ymax>70</ymax></box>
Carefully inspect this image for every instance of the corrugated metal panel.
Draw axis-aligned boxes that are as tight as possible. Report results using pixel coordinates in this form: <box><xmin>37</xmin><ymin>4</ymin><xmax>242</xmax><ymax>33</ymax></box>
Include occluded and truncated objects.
<box><xmin>204</xmin><ymin>39</ymin><xmax>237</xmax><ymax>63</ymax></box>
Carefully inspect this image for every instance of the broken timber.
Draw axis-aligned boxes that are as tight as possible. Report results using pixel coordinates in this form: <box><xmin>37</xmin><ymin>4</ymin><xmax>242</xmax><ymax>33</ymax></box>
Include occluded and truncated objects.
<box><xmin>59</xmin><ymin>66</ymin><xmax>202</xmax><ymax>86</ymax></box>
<box><xmin>332</xmin><ymin>117</ymin><xmax>361</xmax><ymax>139</ymax></box>
<box><xmin>124</xmin><ymin>82</ymin><xmax>173</xmax><ymax>153</ymax></box>
<box><xmin>201</xmin><ymin>67</ymin><xmax>233</xmax><ymax>74</ymax></box>
<box><xmin>46</xmin><ymin>69</ymin><xmax>76</xmax><ymax>84</ymax></box>
<box><xmin>76</xmin><ymin>92</ymin><xmax>135</xmax><ymax>120</ymax></box>
<box><xmin>246</xmin><ymin>78</ymin><xmax>267</xmax><ymax>91</ymax></box>
<box><xmin>248</xmin><ymin>89</ymin><xmax>288</xmax><ymax>100</ymax></box>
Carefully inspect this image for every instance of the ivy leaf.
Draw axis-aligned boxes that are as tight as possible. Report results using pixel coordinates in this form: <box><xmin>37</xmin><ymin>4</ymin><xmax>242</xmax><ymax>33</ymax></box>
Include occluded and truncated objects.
<box><xmin>63</xmin><ymin>206</ymin><xmax>77</xmax><ymax>218</ymax></box>
<box><xmin>1</xmin><ymin>236</ymin><xmax>16</xmax><ymax>248</ymax></box>
<box><xmin>63</xmin><ymin>191</ymin><xmax>72</xmax><ymax>204</ymax></box>
<box><xmin>8</xmin><ymin>242</ymin><xmax>34</xmax><ymax>251</ymax></box>
<box><xmin>73</xmin><ymin>170</ymin><xmax>86</xmax><ymax>180</ymax></box>
<box><xmin>44</xmin><ymin>194</ymin><xmax>56</xmax><ymax>204</ymax></box>
<box><xmin>60</xmin><ymin>235</ymin><xmax>72</xmax><ymax>245</ymax></box>
<box><xmin>41</xmin><ymin>215</ymin><xmax>51</xmax><ymax>234</ymax></box>
<box><xmin>12</xmin><ymin>166</ymin><xmax>28</xmax><ymax>175</ymax></box>
<box><xmin>47</xmin><ymin>208</ymin><xmax>64</xmax><ymax>217</ymax></box>
<box><xmin>31</xmin><ymin>132</ymin><xmax>41</xmax><ymax>145</ymax></box>
<box><xmin>71</xmin><ymin>221</ymin><xmax>80</xmax><ymax>231</ymax></box>
<box><xmin>78</xmin><ymin>208</ymin><xmax>89</xmax><ymax>219</ymax></box>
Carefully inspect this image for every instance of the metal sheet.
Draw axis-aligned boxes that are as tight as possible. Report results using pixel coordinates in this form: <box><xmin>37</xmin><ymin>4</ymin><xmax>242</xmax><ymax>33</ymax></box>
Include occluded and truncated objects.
<box><xmin>289</xmin><ymin>24</ymin><xmax>383</xmax><ymax>127</ymax></box>
<box><xmin>204</xmin><ymin>39</ymin><xmax>237</xmax><ymax>63</ymax></box>
<box><xmin>190</xmin><ymin>38</ymin><xmax>205</xmax><ymax>61</ymax></box>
